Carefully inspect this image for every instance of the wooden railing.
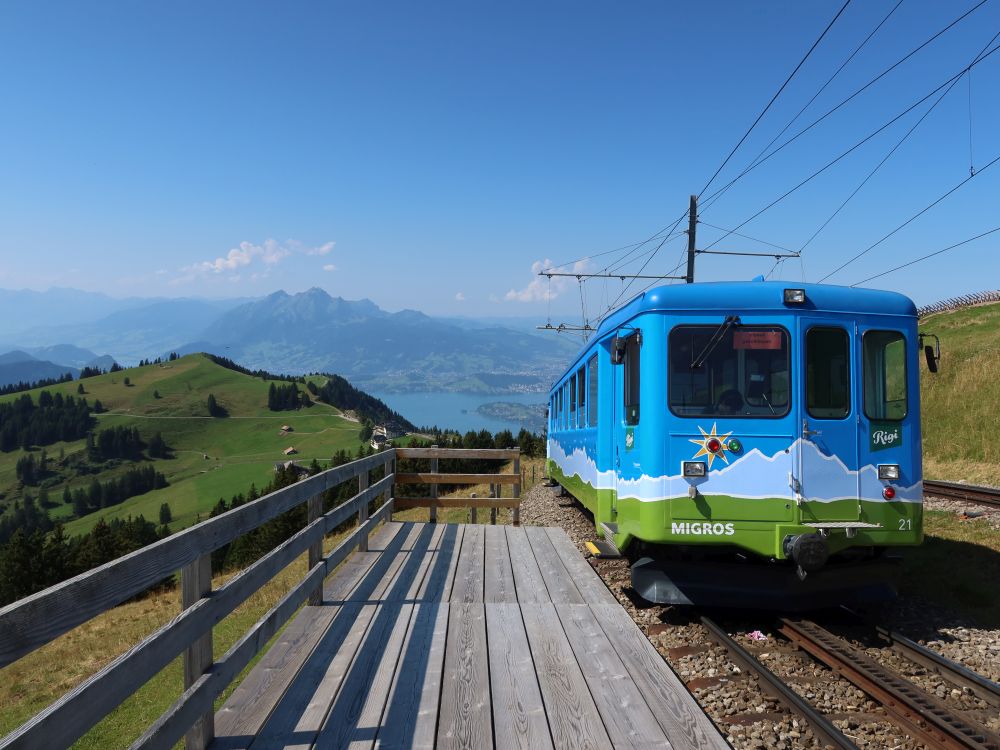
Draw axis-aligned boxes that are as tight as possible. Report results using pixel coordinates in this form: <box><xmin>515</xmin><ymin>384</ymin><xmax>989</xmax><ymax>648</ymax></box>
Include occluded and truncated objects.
<box><xmin>0</xmin><ymin>446</ymin><xmax>523</xmax><ymax>750</ymax></box>
<box><xmin>392</xmin><ymin>446</ymin><xmax>522</xmax><ymax>525</ymax></box>
<box><xmin>0</xmin><ymin>450</ymin><xmax>394</xmax><ymax>750</ymax></box>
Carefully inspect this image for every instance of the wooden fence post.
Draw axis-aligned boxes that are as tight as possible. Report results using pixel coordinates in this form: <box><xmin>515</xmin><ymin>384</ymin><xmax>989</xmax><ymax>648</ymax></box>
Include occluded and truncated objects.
<box><xmin>307</xmin><ymin>494</ymin><xmax>324</xmax><ymax>605</ymax></box>
<box><xmin>430</xmin><ymin>445</ymin><xmax>438</xmax><ymax>524</ymax></box>
<box><xmin>358</xmin><ymin>469</ymin><xmax>369</xmax><ymax>553</ymax></box>
<box><xmin>490</xmin><ymin>483</ymin><xmax>497</xmax><ymax>525</ymax></box>
<box><xmin>182</xmin><ymin>553</ymin><xmax>214</xmax><ymax>750</ymax></box>
<box><xmin>513</xmin><ymin>454</ymin><xmax>521</xmax><ymax>527</ymax></box>
<box><xmin>385</xmin><ymin>454</ymin><xmax>395</xmax><ymax>516</ymax></box>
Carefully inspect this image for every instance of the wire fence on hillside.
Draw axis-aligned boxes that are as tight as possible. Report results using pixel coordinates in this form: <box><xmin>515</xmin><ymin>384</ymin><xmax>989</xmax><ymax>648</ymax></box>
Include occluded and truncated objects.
<box><xmin>917</xmin><ymin>290</ymin><xmax>1000</xmax><ymax>318</ymax></box>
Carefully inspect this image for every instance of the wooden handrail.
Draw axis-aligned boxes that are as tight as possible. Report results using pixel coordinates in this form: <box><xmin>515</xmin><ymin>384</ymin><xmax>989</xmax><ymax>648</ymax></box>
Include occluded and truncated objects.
<box><xmin>0</xmin><ymin>445</ymin><xmax>520</xmax><ymax>750</ymax></box>
<box><xmin>0</xmin><ymin>451</ymin><xmax>389</xmax><ymax>668</ymax></box>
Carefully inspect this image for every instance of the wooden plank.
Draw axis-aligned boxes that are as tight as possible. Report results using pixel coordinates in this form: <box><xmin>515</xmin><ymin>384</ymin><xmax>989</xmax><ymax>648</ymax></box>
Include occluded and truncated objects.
<box><xmin>417</xmin><ymin>524</ymin><xmax>465</xmax><ymax>603</ymax></box>
<box><xmin>0</xmin><ymin>451</ymin><xmax>389</xmax><ymax>667</ymax></box>
<box><xmin>505</xmin><ymin>526</ymin><xmax>551</xmax><ymax>604</ymax></box>
<box><xmin>213</xmin><ymin>605</ymin><xmax>339</xmax><ymax>744</ymax></box>
<box><xmin>542</xmin><ymin>527</ymin><xmax>619</xmax><ymax>608</ymax></box>
<box><xmin>376</xmin><ymin>602</ymin><xmax>449</xmax><ymax>749</ymax></box>
<box><xmin>395</xmin><ymin>448</ymin><xmax>519</xmax><ymax>460</ymax></box>
<box><xmin>524</xmin><ymin>526</ymin><xmax>583</xmax><ymax>604</ymax></box>
<box><xmin>217</xmin><ymin>541</ymin><xmax>389</xmax><ymax>740</ymax></box>
<box><xmin>483</xmin><ymin>525</ymin><xmax>516</xmax><ymax>604</ymax></box>
<box><xmin>485</xmin><ymin>603</ymin><xmax>553</xmax><ymax>749</ymax></box>
<box><xmin>436</xmin><ymin>602</ymin><xmax>492</xmax><ymax>750</ymax></box>
<box><xmin>450</xmin><ymin>525</ymin><xmax>484</xmax><ymax>603</ymax></box>
<box><xmin>395</xmin><ymin>472</ymin><xmax>521</xmax><ymax>486</ymax></box>
<box><xmin>366</xmin><ymin>520</ymin><xmax>406</xmax><ymax>553</ymax></box>
<box><xmin>588</xmin><ymin>598</ymin><xmax>730</xmax><ymax>750</ymax></box>
<box><xmin>249</xmin><ymin>525</ymin><xmax>418</xmax><ymax>750</ymax></box>
<box><xmin>520</xmin><ymin>603</ymin><xmax>612</xmax><ymax>750</ymax></box>
<box><xmin>393</xmin><ymin>497</ymin><xmax>521</xmax><ymax>510</ymax></box>
<box><xmin>555</xmin><ymin>603</ymin><xmax>670</xmax><ymax>747</ymax></box>
<box><xmin>314</xmin><ymin>602</ymin><xmax>416</xmax><ymax>749</ymax></box>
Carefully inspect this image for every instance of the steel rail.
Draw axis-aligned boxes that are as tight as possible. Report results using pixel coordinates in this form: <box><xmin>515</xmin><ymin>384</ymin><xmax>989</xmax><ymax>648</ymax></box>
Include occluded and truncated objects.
<box><xmin>699</xmin><ymin>616</ymin><xmax>857</xmax><ymax>750</ymax></box>
<box><xmin>924</xmin><ymin>480</ymin><xmax>1000</xmax><ymax>508</ymax></box>
<box><xmin>779</xmin><ymin>618</ymin><xmax>1000</xmax><ymax>750</ymax></box>
<box><xmin>875</xmin><ymin>627</ymin><xmax>1000</xmax><ymax>710</ymax></box>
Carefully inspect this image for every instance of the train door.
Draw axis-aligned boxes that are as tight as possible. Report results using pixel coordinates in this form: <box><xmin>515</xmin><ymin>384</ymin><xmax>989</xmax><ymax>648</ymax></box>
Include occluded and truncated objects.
<box><xmin>798</xmin><ymin>321</ymin><xmax>861</xmax><ymax>521</ymax></box>
<box><xmin>611</xmin><ymin>331</ymin><xmax>641</xmax><ymax>513</ymax></box>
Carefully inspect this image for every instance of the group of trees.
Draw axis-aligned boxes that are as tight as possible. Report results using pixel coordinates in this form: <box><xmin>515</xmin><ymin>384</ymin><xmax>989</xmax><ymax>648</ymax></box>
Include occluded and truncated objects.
<box><xmin>0</xmin><ymin>516</ymin><xmax>166</xmax><ymax>605</ymax></box>
<box><xmin>0</xmin><ymin>372</ymin><xmax>74</xmax><ymax>396</ymax></box>
<box><xmin>0</xmin><ymin>391</ymin><xmax>93</xmax><ymax>453</ymax></box>
<box><xmin>89</xmin><ymin>425</ymin><xmax>145</xmax><ymax>461</ymax></box>
<box><xmin>65</xmin><ymin>464</ymin><xmax>168</xmax><ymax>517</ymax></box>
<box><xmin>15</xmin><ymin>450</ymin><xmax>51</xmax><ymax>485</ymax></box>
<box><xmin>311</xmin><ymin>374</ymin><xmax>414</xmax><ymax>432</ymax></box>
<box><xmin>207</xmin><ymin>393</ymin><xmax>227</xmax><ymax>417</ymax></box>
<box><xmin>267</xmin><ymin>382</ymin><xmax>311</xmax><ymax>411</ymax></box>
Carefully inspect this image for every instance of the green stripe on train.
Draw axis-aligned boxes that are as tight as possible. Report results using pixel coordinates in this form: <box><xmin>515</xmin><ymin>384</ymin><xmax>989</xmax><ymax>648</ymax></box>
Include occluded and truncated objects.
<box><xmin>546</xmin><ymin>460</ymin><xmax>922</xmax><ymax>557</ymax></box>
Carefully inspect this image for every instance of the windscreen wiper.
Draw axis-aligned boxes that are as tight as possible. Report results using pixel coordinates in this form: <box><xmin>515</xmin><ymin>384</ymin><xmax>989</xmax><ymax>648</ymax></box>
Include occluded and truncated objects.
<box><xmin>691</xmin><ymin>315</ymin><xmax>740</xmax><ymax>369</ymax></box>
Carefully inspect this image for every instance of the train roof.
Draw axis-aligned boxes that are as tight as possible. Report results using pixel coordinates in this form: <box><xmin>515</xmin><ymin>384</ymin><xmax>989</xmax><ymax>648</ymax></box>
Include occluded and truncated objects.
<box><xmin>593</xmin><ymin>281</ymin><xmax>916</xmax><ymax>340</ymax></box>
<box><xmin>547</xmin><ymin>282</ymin><xmax>917</xmax><ymax>383</ymax></box>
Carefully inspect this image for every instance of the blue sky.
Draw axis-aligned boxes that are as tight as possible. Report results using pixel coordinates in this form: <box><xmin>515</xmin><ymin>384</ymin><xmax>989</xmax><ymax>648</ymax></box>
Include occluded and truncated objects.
<box><xmin>1</xmin><ymin>1</ymin><xmax>998</xmax><ymax>321</ymax></box>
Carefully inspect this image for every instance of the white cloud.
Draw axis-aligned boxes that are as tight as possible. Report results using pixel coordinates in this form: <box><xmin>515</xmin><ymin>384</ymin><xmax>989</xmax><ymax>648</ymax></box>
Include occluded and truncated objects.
<box><xmin>455</xmin><ymin>292</ymin><xmax>465</xmax><ymax>301</ymax></box>
<box><xmin>305</xmin><ymin>241</ymin><xmax>336</xmax><ymax>256</ymax></box>
<box><xmin>505</xmin><ymin>258</ymin><xmax>590</xmax><ymax>302</ymax></box>
<box><xmin>323</xmin><ymin>264</ymin><xmax>337</xmax><ymax>272</ymax></box>
<box><xmin>177</xmin><ymin>237</ymin><xmax>335</xmax><ymax>282</ymax></box>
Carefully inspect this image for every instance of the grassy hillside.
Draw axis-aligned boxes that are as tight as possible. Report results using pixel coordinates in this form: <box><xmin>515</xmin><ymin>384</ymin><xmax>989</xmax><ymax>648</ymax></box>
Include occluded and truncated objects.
<box><xmin>0</xmin><ymin>354</ymin><xmax>367</xmax><ymax>534</ymax></box>
<box><xmin>920</xmin><ymin>301</ymin><xmax>1000</xmax><ymax>485</ymax></box>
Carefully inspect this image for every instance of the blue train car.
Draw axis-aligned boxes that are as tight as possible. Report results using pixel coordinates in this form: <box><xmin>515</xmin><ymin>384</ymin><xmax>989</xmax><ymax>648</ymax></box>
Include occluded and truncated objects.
<box><xmin>546</xmin><ymin>281</ymin><xmax>924</xmax><ymax>607</ymax></box>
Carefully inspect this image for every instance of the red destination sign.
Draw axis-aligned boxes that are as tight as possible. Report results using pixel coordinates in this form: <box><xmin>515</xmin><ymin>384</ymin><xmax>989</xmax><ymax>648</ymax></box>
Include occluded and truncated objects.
<box><xmin>733</xmin><ymin>331</ymin><xmax>782</xmax><ymax>350</ymax></box>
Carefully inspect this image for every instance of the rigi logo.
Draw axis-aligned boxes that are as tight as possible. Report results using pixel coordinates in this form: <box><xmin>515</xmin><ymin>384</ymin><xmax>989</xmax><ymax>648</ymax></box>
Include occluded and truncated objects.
<box><xmin>870</xmin><ymin>422</ymin><xmax>902</xmax><ymax>452</ymax></box>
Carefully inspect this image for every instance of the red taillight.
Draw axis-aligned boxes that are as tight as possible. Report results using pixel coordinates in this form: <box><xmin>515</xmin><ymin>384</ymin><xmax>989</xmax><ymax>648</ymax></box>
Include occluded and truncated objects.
<box><xmin>883</xmin><ymin>486</ymin><xmax>896</xmax><ymax>500</ymax></box>
<box><xmin>707</xmin><ymin>438</ymin><xmax>722</xmax><ymax>453</ymax></box>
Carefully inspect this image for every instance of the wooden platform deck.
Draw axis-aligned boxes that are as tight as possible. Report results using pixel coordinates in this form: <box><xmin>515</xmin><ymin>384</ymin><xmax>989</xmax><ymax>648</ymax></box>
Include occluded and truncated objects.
<box><xmin>212</xmin><ymin>522</ymin><xmax>728</xmax><ymax>750</ymax></box>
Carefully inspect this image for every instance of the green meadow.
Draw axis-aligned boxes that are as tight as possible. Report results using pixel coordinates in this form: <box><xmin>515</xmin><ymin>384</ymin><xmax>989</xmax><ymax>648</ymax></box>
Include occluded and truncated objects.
<box><xmin>0</xmin><ymin>354</ymin><xmax>366</xmax><ymax>535</ymax></box>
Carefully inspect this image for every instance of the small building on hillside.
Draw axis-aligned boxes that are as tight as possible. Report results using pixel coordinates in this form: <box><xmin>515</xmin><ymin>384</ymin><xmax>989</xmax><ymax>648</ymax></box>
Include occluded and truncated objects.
<box><xmin>370</xmin><ymin>433</ymin><xmax>388</xmax><ymax>451</ymax></box>
<box><xmin>273</xmin><ymin>460</ymin><xmax>310</xmax><ymax>479</ymax></box>
<box><xmin>283</xmin><ymin>446</ymin><xmax>297</xmax><ymax>456</ymax></box>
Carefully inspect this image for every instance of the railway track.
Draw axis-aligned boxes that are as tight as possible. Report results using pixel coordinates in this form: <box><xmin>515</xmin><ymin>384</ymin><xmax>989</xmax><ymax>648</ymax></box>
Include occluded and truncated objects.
<box><xmin>924</xmin><ymin>479</ymin><xmax>1000</xmax><ymax>508</ymax></box>
<box><xmin>701</xmin><ymin>614</ymin><xmax>1000</xmax><ymax>750</ymax></box>
<box><xmin>778</xmin><ymin>618</ymin><xmax>1000</xmax><ymax>750</ymax></box>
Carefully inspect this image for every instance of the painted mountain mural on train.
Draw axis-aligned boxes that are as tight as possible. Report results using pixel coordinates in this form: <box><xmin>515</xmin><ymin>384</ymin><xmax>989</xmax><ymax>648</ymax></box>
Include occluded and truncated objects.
<box><xmin>178</xmin><ymin>288</ymin><xmax>578</xmax><ymax>394</ymax></box>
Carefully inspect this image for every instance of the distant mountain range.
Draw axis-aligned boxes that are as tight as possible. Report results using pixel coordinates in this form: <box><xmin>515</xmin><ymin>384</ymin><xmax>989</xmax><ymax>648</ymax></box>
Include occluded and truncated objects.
<box><xmin>0</xmin><ymin>287</ymin><xmax>578</xmax><ymax>394</ymax></box>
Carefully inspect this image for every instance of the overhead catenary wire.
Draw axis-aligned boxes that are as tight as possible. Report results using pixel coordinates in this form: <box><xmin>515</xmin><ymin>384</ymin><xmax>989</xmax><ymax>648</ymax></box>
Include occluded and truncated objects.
<box><xmin>851</xmin><ymin>225</ymin><xmax>1000</xmax><ymax>286</ymax></box>
<box><xmin>819</xmin><ymin>150</ymin><xmax>1000</xmax><ymax>282</ymax></box>
<box><xmin>697</xmin><ymin>0</ymin><xmax>852</xmax><ymax>200</ymax></box>
<box><xmin>702</xmin><ymin>0</ymin><xmax>905</xmax><ymax>215</ymax></box>
<box><xmin>700</xmin><ymin>38</ymin><xmax>1000</xmax><ymax>256</ymax></box>
<box><xmin>697</xmin><ymin>0</ymin><xmax>992</xmax><ymax>213</ymax></box>
<box><xmin>798</xmin><ymin>26</ymin><xmax>1000</xmax><ymax>255</ymax></box>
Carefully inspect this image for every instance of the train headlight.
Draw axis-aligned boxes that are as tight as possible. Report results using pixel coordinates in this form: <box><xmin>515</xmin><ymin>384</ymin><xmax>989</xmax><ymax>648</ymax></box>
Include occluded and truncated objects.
<box><xmin>682</xmin><ymin>461</ymin><xmax>707</xmax><ymax>477</ymax></box>
<box><xmin>783</xmin><ymin>288</ymin><xmax>806</xmax><ymax>304</ymax></box>
<box><xmin>706</xmin><ymin>438</ymin><xmax>722</xmax><ymax>454</ymax></box>
<box><xmin>877</xmin><ymin>464</ymin><xmax>900</xmax><ymax>481</ymax></box>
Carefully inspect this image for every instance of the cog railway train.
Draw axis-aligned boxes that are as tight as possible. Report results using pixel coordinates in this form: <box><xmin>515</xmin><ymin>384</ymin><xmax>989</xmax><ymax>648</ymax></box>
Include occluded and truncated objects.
<box><xmin>545</xmin><ymin>281</ymin><xmax>935</xmax><ymax>608</ymax></box>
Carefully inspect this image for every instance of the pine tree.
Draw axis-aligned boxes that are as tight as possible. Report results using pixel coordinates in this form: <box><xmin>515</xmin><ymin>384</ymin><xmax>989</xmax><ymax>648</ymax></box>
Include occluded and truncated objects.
<box><xmin>159</xmin><ymin>503</ymin><xmax>172</xmax><ymax>525</ymax></box>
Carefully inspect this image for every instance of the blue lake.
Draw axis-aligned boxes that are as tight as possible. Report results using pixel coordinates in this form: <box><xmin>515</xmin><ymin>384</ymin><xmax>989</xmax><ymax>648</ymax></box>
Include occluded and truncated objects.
<box><xmin>369</xmin><ymin>391</ymin><xmax>547</xmax><ymax>434</ymax></box>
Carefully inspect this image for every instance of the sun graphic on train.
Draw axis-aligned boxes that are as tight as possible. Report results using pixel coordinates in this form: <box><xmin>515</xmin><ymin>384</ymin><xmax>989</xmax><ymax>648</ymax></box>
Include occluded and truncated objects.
<box><xmin>688</xmin><ymin>423</ymin><xmax>733</xmax><ymax>469</ymax></box>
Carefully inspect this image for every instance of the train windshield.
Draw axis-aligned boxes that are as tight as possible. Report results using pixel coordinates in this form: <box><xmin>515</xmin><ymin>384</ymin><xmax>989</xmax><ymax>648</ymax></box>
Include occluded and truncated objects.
<box><xmin>669</xmin><ymin>325</ymin><xmax>790</xmax><ymax>417</ymax></box>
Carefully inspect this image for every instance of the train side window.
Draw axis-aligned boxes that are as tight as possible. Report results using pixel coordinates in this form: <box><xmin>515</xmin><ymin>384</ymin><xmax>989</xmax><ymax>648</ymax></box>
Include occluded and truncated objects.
<box><xmin>587</xmin><ymin>354</ymin><xmax>598</xmax><ymax>426</ymax></box>
<box><xmin>863</xmin><ymin>330</ymin><xmax>907</xmax><ymax>421</ymax></box>
<box><xmin>569</xmin><ymin>376</ymin><xmax>577</xmax><ymax>429</ymax></box>
<box><xmin>576</xmin><ymin>368</ymin><xmax>586</xmax><ymax>425</ymax></box>
<box><xmin>807</xmin><ymin>327</ymin><xmax>850</xmax><ymax>419</ymax></box>
<box><xmin>623</xmin><ymin>334</ymin><xmax>640</xmax><ymax>425</ymax></box>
